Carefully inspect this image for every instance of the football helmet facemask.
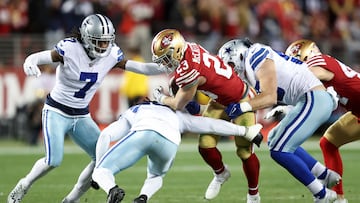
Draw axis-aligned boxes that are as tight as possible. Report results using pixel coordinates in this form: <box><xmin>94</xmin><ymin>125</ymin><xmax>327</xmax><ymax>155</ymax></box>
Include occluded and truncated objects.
<box><xmin>151</xmin><ymin>29</ymin><xmax>186</xmax><ymax>74</ymax></box>
<box><xmin>80</xmin><ymin>14</ymin><xmax>115</xmax><ymax>58</ymax></box>
<box><xmin>285</xmin><ymin>39</ymin><xmax>321</xmax><ymax>62</ymax></box>
<box><xmin>218</xmin><ymin>38</ymin><xmax>252</xmax><ymax>74</ymax></box>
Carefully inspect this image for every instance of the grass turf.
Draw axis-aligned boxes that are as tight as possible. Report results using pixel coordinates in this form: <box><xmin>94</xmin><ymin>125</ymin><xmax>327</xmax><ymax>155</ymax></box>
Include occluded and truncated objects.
<box><xmin>1</xmin><ymin>138</ymin><xmax>359</xmax><ymax>203</ymax></box>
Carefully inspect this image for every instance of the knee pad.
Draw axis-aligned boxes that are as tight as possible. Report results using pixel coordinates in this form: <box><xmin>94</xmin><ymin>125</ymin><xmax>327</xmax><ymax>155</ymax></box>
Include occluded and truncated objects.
<box><xmin>236</xmin><ymin>146</ymin><xmax>252</xmax><ymax>160</ymax></box>
<box><xmin>198</xmin><ymin>134</ymin><xmax>220</xmax><ymax>148</ymax></box>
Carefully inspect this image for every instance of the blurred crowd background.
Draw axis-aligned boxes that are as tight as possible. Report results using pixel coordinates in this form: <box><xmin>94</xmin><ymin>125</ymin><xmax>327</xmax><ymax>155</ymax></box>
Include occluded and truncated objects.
<box><xmin>0</xmin><ymin>0</ymin><xmax>358</xmax><ymax>144</ymax></box>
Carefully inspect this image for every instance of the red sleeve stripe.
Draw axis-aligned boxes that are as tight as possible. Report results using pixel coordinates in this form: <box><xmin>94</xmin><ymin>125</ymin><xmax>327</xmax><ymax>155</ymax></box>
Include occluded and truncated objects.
<box><xmin>306</xmin><ymin>56</ymin><xmax>326</xmax><ymax>67</ymax></box>
<box><xmin>176</xmin><ymin>69</ymin><xmax>200</xmax><ymax>87</ymax></box>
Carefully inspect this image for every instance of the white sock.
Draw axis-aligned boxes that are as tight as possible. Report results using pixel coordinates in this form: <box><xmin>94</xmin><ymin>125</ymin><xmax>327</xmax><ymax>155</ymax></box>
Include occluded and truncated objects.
<box><xmin>311</xmin><ymin>162</ymin><xmax>327</xmax><ymax>178</ymax></box>
<box><xmin>139</xmin><ymin>175</ymin><xmax>163</xmax><ymax>199</ymax></box>
<box><xmin>24</xmin><ymin>157</ymin><xmax>53</xmax><ymax>188</ymax></box>
<box><xmin>64</xmin><ymin>161</ymin><xmax>95</xmax><ymax>201</ymax></box>
<box><xmin>92</xmin><ymin>167</ymin><xmax>117</xmax><ymax>194</ymax></box>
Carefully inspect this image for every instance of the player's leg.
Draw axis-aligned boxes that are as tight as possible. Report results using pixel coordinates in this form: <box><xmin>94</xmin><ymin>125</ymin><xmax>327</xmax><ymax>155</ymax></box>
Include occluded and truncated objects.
<box><xmin>233</xmin><ymin>111</ymin><xmax>261</xmax><ymax>203</ymax></box>
<box><xmin>93</xmin><ymin>131</ymin><xmax>151</xmax><ymax>202</ymax></box>
<box><xmin>62</xmin><ymin>116</ymin><xmax>100</xmax><ymax>202</ymax></box>
<box><xmin>199</xmin><ymin>101</ymin><xmax>230</xmax><ymax>200</ymax></box>
<box><xmin>320</xmin><ymin>112</ymin><xmax>360</xmax><ymax>202</ymax></box>
<box><xmin>268</xmin><ymin>91</ymin><xmax>336</xmax><ymax>202</ymax></box>
<box><xmin>8</xmin><ymin>109</ymin><xmax>69</xmax><ymax>203</ymax></box>
<box><xmin>134</xmin><ymin>131</ymin><xmax>178</xmax><ymax>202</ymax></box>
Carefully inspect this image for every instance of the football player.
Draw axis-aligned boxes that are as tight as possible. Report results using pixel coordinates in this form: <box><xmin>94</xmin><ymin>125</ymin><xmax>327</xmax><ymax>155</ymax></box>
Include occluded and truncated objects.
<box><xmin>93</xmin><ymin>99</ymin><xmax>263</xmax><ymax>203</ymax></box>
<box><xmin>285</xmin><ymin>39</ymin><xmax>360</xmax><ymax>203</ymax></box>
<box><xmin>150</xmin><ymin>29</ymin><xmax>262</xmax><ymax>202</ymax></box>
<box><xmin>7</xmin><ymin>14</ymin><xmax>165</xmax><ymax>203</ymax></box>
<box><xmin>218</xmin><ymin>39</ymin><xmax>340</xmax><ymax>202</ymax></box>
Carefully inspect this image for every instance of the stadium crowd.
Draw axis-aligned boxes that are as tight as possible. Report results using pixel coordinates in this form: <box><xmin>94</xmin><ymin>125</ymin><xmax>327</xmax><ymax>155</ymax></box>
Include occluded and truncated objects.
<box><xmin>1</xmin><ymin>0</ymin><xmax>360</xmax><ymax>67</ymax></box>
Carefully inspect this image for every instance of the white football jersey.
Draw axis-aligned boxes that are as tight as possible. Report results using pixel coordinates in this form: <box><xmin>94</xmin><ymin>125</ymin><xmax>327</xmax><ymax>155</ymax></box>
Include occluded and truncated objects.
<box><xmin>243</xmin><ymin>43</ymin><xmax>322</xmax><ymax>105</ymax></box>
<box><xmin>50</xmin><ymin>38</ymin><xmax>124</xmax><ymax>108</ymax></box>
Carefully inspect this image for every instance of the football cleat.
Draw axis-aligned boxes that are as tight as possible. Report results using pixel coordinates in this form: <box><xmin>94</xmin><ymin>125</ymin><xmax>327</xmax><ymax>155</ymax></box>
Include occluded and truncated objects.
<box><xmin>319</xmin><ymin>169</ymin><xmax>341</xmax><ymax>188</ymax></box>
<box><xmin>204</xmin><ymin>165</ymin><xmax>231</xmax><ymax>200</ymax></box>
<box><xmin>61</xmin><ymin>198</ymin><xmax>80</xmax><ymax>203</ymax></box>
<box><xmin>7</xmin><ymin>178</ymin><xmax>29</xmax><ymax>203</ymax></box>
<box><xmin>244</xmin><ymin>124</ymin><xmax>264</xmax><ymax>147</ymax></box>
<box><xmin>247</xmin><ymin>193</ymin><xmax>261</xmax><ymax>203</ymax></box>
<box><xmin>107</xmin><ymin>186</ymin><xmax>125</xmax><ymax>203</ymax></box>
<box><xmin>133</xmin><ymin>194</ymin><xmax>148</xmax><ymax>203</ymax></box>
<box><xmin>314</xmin><ymin>188</ymin><xmax>337</xmax><ymax>203</ymax></box>
<box><xmin>334</xmin><ymin>198</ymin><xmax>348</xmax><ymax>203</ymax></box>
<box><xmin>90</xmin><ymin>179</ymin><xmax>100</xmax><ymax>190</ymax></box>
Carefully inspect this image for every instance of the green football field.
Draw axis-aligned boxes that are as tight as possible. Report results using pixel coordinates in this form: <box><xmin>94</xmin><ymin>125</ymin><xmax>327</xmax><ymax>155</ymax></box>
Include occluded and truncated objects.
<box><xmin>1</xmin><ymin>138</ymin><xmax>359</xmax><ymax>203</ymax></box>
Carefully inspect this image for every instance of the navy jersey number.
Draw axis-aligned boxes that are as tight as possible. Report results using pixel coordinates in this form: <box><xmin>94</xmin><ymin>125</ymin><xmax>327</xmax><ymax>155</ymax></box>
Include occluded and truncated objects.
<box><xmin>74</xmin><ymin>72</ymin><xmax>98</xmax><ymax>98</ymax></box>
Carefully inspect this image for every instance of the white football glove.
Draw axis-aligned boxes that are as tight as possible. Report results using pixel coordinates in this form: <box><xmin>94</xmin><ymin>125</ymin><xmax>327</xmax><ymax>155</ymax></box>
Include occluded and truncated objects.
<box><xmin>264</xmin><ymin>105</ymin><xmax>290</xmax><ymax>120</ymax></box>
<box><xmin>153</xmin><ymin>86</ymin><xmax>166</xmax><ymax>104</ymax></box>
<box><xmin>23</xmin><ymin>60</ymin><xmax>41</xmax><ymax>77</ymax></box>
<box><xmin>326</xmin><ymin>86</ymin><xmax>339</xmax><ymax>110</ymax></box>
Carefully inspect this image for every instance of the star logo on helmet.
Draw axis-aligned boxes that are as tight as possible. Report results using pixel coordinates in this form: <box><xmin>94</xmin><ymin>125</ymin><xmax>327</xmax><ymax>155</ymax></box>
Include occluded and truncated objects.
<box><xmin>225</xmin><ymin>47</ymin><xmax>232</xmax><ymax>55</ymax></box>
<box><xmin>160</xmin><ymin>34</ymin><xmax>173</xmax><ymax>49</ymax></box>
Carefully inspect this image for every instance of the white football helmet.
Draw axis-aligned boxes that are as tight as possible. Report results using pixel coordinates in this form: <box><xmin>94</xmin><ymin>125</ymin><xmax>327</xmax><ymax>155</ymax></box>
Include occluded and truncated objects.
<box><xmin>218</xmin><ymin>38</ymin><xmax>253</xmax><ymax>74</ymax></box>
<box><xmin>285</xmin><ymin>39</ymin><xmax>321</xmax><ymax>62</ymax></box>
<box><xmin>79</xmin><ymin>14</ymin><xmax>115</xmax><ymax>58</ymax></box>
<box><xmin>151</xmin><ymin>29</ymin><xmax>186</xmax><ymax>74</ymax></box>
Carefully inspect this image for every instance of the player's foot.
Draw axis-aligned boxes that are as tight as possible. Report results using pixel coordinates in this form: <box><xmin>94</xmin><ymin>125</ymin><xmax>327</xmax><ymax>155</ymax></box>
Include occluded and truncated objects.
<box><xmin>244</xmin><ymin>124</ymin><xmax>263</xmax><ymax>147</ymax></box>
<box><xmin>61</xmin><ymin>198</ymin><xmax>80</xmax><ymax>203</ymax></box>
<box><xmin>7</xmin><ymin>178</ymin><xmax>29</xmax><ymax>203</ymax></box>
<box><xmin>133</xmin><ymin>194</ymin><xmax>148</xmax><ymax>203</ymax></box>
<box><xmin>247</xmin><ymin>193</ymin><xmax>261</xmax><ymax>203</ymax></box>
<box><xmin>334</xmin><ymin>198</ymin><xmax>348</xmax><ymax>203</ymax></box>
<box><xmin>90</xmin><ymin>179</ymin><xmax>100</xmax><ymax>190</ymax></box>
<box><xmin>107</xmin><ymin>186</ymin><xmax>125</xmax><ymax>203</ymax></box>
<box><xmin>204</xmin><ymin>165</ymin><xmax>231</xmax><ymax>200</ymax></box>
<box><xmin>314</xmin><ymin>189</ymin><xmax>337</xmax><ymax>203</ymax></box>
<box><xmin>319</xmin><ymin>169</ymin><xmax>341</xmax><ymax>188</ymax></box>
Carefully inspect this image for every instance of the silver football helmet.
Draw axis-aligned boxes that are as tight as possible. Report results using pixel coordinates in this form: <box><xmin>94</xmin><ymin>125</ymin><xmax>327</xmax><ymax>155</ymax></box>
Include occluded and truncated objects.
<box><xmin>79</xmin><ymin>14</ymin><xmax>115</xmax><ymax>58</ymax></box>
<box><xmin>218</xmin><ymin>38</ymin><xmax>252</xmax><ymax>74</ymax></box>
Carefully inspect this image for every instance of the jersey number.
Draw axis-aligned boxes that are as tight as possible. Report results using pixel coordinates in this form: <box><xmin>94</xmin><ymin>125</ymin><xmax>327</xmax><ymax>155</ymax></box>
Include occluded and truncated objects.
<box><xmin>74</xmin><ymin>72</ymin><xmax>98</xmax><ymax>98</ymax></box>
<box><xmin>203</xmin><ymin>52</ymin><xmax>233</xmax><ymax>79</ymax></box>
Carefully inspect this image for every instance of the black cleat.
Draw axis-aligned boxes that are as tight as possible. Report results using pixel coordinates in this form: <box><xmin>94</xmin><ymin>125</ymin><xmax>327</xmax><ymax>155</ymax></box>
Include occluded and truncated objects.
<box><xmin>90</xmin><ymin>179</ymin><xmax>100</xmax><ymax>190</ymax></box>
<box><xmin>133</xmin><ymin>194</ymin><xmax>148</xmax><ymax>203</ymax></box>
<box><xmin>107</xmin><ymin>186</ymin><xmax>125</xmax><ymax>203</ymax></box>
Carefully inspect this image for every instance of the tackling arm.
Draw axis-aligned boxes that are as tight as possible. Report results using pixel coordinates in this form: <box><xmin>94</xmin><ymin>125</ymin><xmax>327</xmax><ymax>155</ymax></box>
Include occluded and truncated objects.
<box><xmin>119</xmin><ymin>60</ymin><xmax>166</xmax><ymax>75</ymax></box>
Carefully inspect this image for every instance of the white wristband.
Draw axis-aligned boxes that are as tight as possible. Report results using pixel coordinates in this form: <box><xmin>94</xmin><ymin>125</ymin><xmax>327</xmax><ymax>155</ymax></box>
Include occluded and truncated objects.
<box><xmin>240</xmin><ymin>102</ymin><xmax>252</xmax><ymax>112</ymax></box>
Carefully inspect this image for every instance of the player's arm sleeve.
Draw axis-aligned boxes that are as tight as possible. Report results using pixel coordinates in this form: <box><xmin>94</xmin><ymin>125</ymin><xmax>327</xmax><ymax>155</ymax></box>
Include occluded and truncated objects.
<box><xmin>125</xmin><ymin>60</ymin><xmax>166</xmax><ymax>75</ymax></box>
<box><xmin>178</xmin><ymin>112</ymin><xmax>245</xmax><ymax>136</ymax></box>
<box><xmin>95</xmin><ymin>116</ymin><xmax>131</xmax><ymax>162</ymax></box>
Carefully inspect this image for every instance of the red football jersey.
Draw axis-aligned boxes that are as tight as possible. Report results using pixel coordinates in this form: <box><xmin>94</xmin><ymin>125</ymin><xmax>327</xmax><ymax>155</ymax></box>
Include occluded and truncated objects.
<box><xmin>174</xmin><ymin>42</ymin><xmax>246</xmax><ymax>106</ymax></box>
<box><xmin>306</xmin><ymin>54</ymin><xmax>360</xmax><ymax>117</ymax></box>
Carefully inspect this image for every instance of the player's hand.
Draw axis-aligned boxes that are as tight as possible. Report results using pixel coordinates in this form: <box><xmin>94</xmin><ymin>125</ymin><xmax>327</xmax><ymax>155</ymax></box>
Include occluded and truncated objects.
<box><xmin>23</xmin><ymin>60</ymin><xmax>41</xmax><ymax>77</ymax></box>
<box><xmin>225</xmin><ymin>103</ymin><xmax>243</xmax><ymax>119</ymax></box>
<box><xmin>326</xmin><ymin>86</ymin><xmax>339</xmax><ymax>110</ymax></box>
<box><xmin>185</xmin><ymin>100</ymin><xmax>201</xmax><ymax>115</ymax></box>
<box><xmin>153</xmin><ymin>86</ymin><xmax>166</xmax><ymax>104</ymax></box>
<box><xmin>264</xmin><ymin>105</ymin><xmax>289</xmax><ymax>120</ymax></box>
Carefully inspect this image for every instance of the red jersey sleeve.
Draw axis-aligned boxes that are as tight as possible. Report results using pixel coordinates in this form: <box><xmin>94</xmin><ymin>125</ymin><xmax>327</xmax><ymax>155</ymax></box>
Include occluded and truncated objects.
<box><xmin>306</xmin><ymin>54</ymin><xmax>360</xmax><ymax>117</ymax></box>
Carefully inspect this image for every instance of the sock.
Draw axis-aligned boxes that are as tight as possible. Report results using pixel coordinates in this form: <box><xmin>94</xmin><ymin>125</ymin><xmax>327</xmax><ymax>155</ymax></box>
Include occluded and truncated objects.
<box><xmin>64</xmin><ymin>161</ymin><xmax>95</xmax><ymax>201</ymax></box>
<box><xmin>320</xmin><ymin>137</ymin><xmax>344</xmax><ymax>195</ymax></box>
<box><xmin>139</xmin><ymin>175</ymin><xmax>163</xmax><ymax>199</ymax></box>
<box><xmin>92</xmin><ymin>167</ymin><xmax>117</xmax><ymax>194</ymax></box>
<box><xmin>294</xmin><ymin>147</ymin><xmax>327</xmax><ymax>178</ymax></box>
<box><xmin>24</xmin><ymin>157</ymin><xmax>53</xmax><ymax>188</ymax></box>
<box><xmin>198</xmin><ymin>147</ymin><xmax>224</xmax><ymax>174</ymax></box>
<box><xmin>242</xmin><ymin>153</ymin><xmax>260</xmax><ymax>195</ymax></box>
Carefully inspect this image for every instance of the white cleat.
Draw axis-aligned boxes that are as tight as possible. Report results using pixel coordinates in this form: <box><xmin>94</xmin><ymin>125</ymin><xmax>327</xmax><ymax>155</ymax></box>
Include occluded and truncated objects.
<box><xmin>7</xmin><ymin>178</ymin><xmax>29</xmax><ymax>203</ymax></box>
<box><xmin>61</xmin><ymin>198</ymin><xmax>80</xmax><ymax>203</ymax></box>
<box><xmin>244</xmin><ymin>124</ymin><xmax>263</xmax><ymax>147</ymax></box>
<box><xmin>204</xmin><ymin>165</ymin><xmax>231</xmax><ymax>200</ymax></box>
<box><xmin>334</xmin><ymin>198</ymin><xmax>348</xmax><ymax>203</ymax></box>
<box><xmin>320</xmin><ymin>169</ymin><xmax>341</xmax><ymax>188</ymax></box>
<box><xmin>314</xmin><ymin>189</ymin><xmax>337</xmax><ymax>203</ymax></box>
<box><xmin>247</xmin><ymin>193</ymin><xmax>261</xmax><ymax>203</ymax></box>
